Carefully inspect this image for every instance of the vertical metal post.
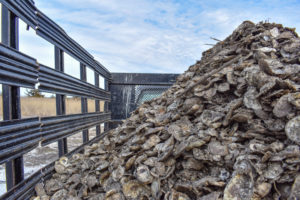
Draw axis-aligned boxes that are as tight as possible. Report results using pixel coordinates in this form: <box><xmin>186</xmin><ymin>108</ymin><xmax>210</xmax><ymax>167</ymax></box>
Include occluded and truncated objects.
<box><xmin>94</xmin><ymin>72</ymin><xmax>101</xmax><ymax>136</ymax></box>
<box><xmin>108</xmin><ymin>79</ymin><xmax>113</xmax><ymax>130</ymax></box>
<box><xmin>55</xmin><ymin>47</ymin><xmax>67</xmax><ymax>157</ymax></box>
<box><xmin>10</xmin><ymin>11</ymin><xmax>19</xmax><ymax>50</ymax></box>
<box><xmin>104</xmin><ymin>78</ymin><xmax>109</xmax><ymax>131</ymax></box>
<box><xmin>2</xmin><ymin>6</ymin><xmax>24</xmax><ymax>190</ymax></box>
<box><xmin>1</xmin><ymin>5</ymin><xmax>9</xmax><ymax>45</ymax></box>
<box><xmin>80</xmin><ymin>63</ymin><xmax>89</xmax><ymax>142</ymax></box>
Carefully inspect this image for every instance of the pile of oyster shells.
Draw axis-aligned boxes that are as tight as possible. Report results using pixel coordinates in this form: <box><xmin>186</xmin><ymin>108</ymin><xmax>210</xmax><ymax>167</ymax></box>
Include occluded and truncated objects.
<box><xmin>34</xmin><ymin>21</ymin><xmax>300</xmax><ymax>200</ymax></box>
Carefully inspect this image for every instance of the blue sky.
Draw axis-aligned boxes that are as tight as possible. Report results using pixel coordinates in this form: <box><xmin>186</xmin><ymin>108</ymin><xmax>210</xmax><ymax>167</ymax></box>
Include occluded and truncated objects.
<box><xmin>2</xmin><ymin>0</ymin><xmax>300</xmax><ymax>95</ymax></box>
<box><xmin>13</xmin><ymin>0</ymin><xmax>299</xmax><ymax>75</ymax></box>
<box><xmin>0</xmin><ymin>0</ymin><xmax>299</xmax><ymax>78</ymax></box>
<box><xmin>1</xmin><ymin>0</ymin><xmax>300</xmax><ymax>96</ymax></box>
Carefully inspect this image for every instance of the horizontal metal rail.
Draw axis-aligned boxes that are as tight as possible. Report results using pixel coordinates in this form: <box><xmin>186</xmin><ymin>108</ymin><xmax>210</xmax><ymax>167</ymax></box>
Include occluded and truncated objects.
<box><xmin>39</xmin><ymin>65</ymin><xmax>111</xmax><ymax>100</ymax></box>
<box><xmin>111</xmin><ymin>73</ymin><xmax>178</xmax><ymax>85</ymax></box>
<box><xmin>0</xmin><ymin>130</ymin><xmax>109</xmax><ymax>200</ymax></box>
<box><xmin>0</xmin><ymin>43</ymin><xmax>38</xmax><ymax>88</ymax></box>
<box><xmin>0</xmin><ymin>118</ymin><xmax>40</xmax><ymax>165</ymax></box>
<box><xmin>0</xmin><ymin>112</ymin><xmax>110</xmax><ymax>165</ymax></box>
<box><xmin>41</xmin><ymin>112</ymin><xmax>111</xmax><ymax>145</ymax></box>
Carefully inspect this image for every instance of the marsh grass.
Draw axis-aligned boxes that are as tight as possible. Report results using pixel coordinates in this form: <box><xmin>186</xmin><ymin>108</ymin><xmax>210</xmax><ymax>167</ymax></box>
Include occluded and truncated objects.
<box><xmin>0</xmin><ymin>96</ymin><xmax>104</xmax><ymax>119</ymax></box>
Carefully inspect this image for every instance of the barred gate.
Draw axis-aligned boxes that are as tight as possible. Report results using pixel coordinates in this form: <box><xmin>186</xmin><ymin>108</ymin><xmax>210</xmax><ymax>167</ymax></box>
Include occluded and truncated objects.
<box><xmin>0</xmin><ymin>1</ymin><xmax>178</xmax><ymax>199</ymax></box>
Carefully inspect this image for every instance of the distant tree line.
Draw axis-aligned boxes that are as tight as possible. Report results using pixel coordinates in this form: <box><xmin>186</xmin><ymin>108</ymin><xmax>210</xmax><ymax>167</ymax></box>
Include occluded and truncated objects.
<box><xmin>25</xmin><ymin>89</ymin><xmax>44</xmax><ymax>98</ymax></box>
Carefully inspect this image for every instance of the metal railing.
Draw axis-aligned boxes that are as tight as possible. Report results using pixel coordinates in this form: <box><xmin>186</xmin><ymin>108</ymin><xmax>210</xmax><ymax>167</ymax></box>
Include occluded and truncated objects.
<box><xmin>0</xmin><ymin>0</ymin><xmax>111</xmax><ymax>199</ymax></box>
<box><xmin>0</xmin><ymin>1</ymin><xmax>180</xmax><ymax>199</ymax></box>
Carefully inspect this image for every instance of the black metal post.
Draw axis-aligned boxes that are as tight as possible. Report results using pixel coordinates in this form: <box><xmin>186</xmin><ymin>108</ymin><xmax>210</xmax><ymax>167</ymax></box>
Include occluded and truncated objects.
<box><xmin>1</xmin><ymin>5</ymin><xmax>9</xmax><ymax>45</ymax></box>
<box><xmin>55</xmin><ymin>47</ymin><xmax>68</xmax><ymax>157</ymax></box>
<box><xmin>80</xmin><ymin>63</ymin><xmax>89</xmax><ymax>142</ymax></box>
<box><xmin>94</xmin><ymin>72</ymin><xmax>101</xmax><ymax>136</ymax></box>
<box><xmin>108</xmin><ymin>79</ymin><xmax>113</xmax><ymax>130</ymax></box>
<box><xmin>10</xmin><ymin>11</ymin><xmax>19</xmax><ymax>50</ymax></box>
<box><xmin>104</xmin><ymin>78</ymin><xmax>109</xmax><ymax>131</ymax></box>
<box><xmin>2</xmin><ymin>5</ymin><xmax>24</xmax><ymax>190</ymax></box>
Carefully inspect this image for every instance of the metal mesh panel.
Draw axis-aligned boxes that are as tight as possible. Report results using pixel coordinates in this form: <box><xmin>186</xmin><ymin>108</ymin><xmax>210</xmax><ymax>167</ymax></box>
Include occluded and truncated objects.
<box><xmin>135</xmin><ymin>85</ymin><xmax>169</xmax><ymax>105</ymax></box>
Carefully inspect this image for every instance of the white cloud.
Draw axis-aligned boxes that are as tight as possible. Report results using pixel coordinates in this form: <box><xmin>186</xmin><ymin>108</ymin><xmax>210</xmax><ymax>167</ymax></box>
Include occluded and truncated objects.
<box><xmin>0</xmin><ymin>0</ymin><xmax>299</xmax><ymax>96</ymax></box>
<box><xmin>32</xmin><ymin>0</ymin><xmax>208</xmax><ymax>73</ymax></box>
<box><xmin>16</xmin><ymin>0</ymin><xmax>300</xmax><ymax>75</ymax></box>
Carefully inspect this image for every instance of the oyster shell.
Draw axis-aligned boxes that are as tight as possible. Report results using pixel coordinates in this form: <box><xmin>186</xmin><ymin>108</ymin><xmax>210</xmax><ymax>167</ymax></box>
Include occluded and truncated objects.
<box><xmin>122</xmin><ymin>180</ymin><xmax>150</xmax><ymax>199</ymax></box>
<box><xmin>223</xmin><ymin>174</ymin><xmax>254</xmax><ymax>200</ymax></box>
<box><xmin>285</xmin><ymin>116</ymin><xmax>300</xmax><ymax>144</ymax></box>
<box><xmin>289</xmin><ymin>174</ymin><xmax>300</xmax><ymax>199</ymax></box>
<box><xmin>135</xmin><ymin>165</ymin><xmax>153</xmax><ymax>184</ymax></box>
<box><xmin>37</xmin><ymin>21</ymin><xmax>300</xmax><ymax>200</ymax></box>
<box><xmin>255</xmin><ymin>182</ymin><xmax>272</xmax><ymax>198</ymax></box>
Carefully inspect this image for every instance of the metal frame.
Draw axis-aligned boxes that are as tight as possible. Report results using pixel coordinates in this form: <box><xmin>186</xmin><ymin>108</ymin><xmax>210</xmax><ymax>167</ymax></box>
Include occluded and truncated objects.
<box><xmin>0</xmin><ymin>1</ymin><xmax>178</xmax><ymax>199</ymax></box>
<box><xmin>0</xmin><ymin>1</ymin><xmax>111</xmax><ymax>197</ymax></box>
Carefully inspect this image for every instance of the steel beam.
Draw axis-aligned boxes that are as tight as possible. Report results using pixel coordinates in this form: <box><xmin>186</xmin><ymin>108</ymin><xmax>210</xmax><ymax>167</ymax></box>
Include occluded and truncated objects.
<box><xmin>104</xmin><ymin>78</ymin><xmax>110</xmax><ymax>131</ymax></box>
<box><xmin>1</xmin><ymin>5</ymin><xmax>24</xmax><ymax>190</ymax></box>
<box><xmin>80</xmin><ymin>63</ymin><xmax>89</xmax><ymax>142</ymax></box>
<box><xmin>55</xmin><ymin>46</ymin><xmax>68</xmax><ymax>157</ymax></box>
<box><xmin>94</xmin><ymin>72</ymin><xmax>101</xmax><ymax>136</ymax></box>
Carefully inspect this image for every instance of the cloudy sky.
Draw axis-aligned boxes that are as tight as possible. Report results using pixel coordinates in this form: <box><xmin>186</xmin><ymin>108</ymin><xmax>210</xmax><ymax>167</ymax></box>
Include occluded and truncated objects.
<box><xmin>15</xmin><ymin>0</ymin><xmax>300</xmax><ymax>76</ymax></box>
